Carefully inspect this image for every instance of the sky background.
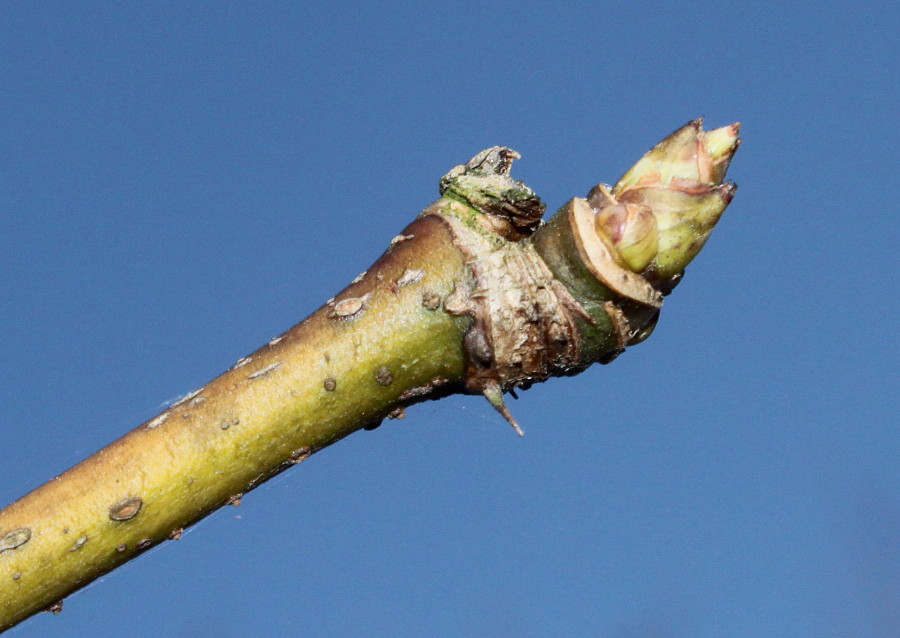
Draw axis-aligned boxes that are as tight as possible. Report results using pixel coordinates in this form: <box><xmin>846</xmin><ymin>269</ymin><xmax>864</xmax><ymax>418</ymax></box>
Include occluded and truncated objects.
<box><xmin>1</xmin><ymin>2</ymin><xmax>897</xmax><ymax>637</ymax></box>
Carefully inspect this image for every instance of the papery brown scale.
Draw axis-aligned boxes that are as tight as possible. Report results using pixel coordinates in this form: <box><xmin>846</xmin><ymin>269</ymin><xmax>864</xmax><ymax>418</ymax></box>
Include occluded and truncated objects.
<box><xmin>669</xmin><ymin>177</ymin><xmax>712</xmax><ymax>195</ymax></box>
<box><xmin>595</xmin><ymin>204</ymin><xmax>628</xmax><ymax>244</ymax></box>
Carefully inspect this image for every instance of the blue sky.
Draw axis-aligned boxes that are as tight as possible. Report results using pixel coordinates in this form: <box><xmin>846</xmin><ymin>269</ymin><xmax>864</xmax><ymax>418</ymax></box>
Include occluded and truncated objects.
<box><xmin>1</xmin><ymin>2</ymin><xmax>897</xmax><ymax>637</ymax></box>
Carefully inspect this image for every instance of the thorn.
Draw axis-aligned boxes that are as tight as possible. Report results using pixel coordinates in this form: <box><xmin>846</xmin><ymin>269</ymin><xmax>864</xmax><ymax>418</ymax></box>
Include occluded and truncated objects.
<box><xmin>482</xmin><ymin>381</ymin><xmax>524</xmax><ymax>436</ymax></box>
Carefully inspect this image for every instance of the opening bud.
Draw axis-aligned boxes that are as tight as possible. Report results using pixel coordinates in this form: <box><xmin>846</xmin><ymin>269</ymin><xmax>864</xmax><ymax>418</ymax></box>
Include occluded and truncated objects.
<box><xmin>611</xmin><ymin>119</ymin><xmax>740</xmax><ymax>283</ymax></box>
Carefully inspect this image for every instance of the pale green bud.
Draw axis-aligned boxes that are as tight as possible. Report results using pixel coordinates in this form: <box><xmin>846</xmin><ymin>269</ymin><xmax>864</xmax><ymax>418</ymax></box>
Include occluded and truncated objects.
<box><xmin>611</xmin><ymin>119</ymin><xmax>740</xmax><ymax>283</ymax></box>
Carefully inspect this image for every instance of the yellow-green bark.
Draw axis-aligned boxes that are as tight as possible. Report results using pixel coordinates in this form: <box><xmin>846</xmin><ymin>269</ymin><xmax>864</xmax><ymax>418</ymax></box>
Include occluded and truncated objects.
<box><xmin>0</xmin><ymin>215</ymin><xmax>472</xmax><ymax>629</ymax></box>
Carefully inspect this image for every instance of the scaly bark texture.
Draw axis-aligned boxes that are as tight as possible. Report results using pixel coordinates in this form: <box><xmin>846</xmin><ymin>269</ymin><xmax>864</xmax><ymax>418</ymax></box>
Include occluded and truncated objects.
<box><xmin>0</xmin><ymin>120</ymin><xmax>739</xmax><ymax>632</ymax></box>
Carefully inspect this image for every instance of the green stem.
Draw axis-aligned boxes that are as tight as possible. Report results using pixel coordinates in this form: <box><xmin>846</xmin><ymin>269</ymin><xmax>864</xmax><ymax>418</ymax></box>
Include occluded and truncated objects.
<box><xmin>0</xmin><ymin>215</ymin><xmax>473</xmax><ymax>630</ymax></box>
<box><xmin>0</xmin><ymin>124</ymin><xmax>738</xmax><ymax>631</ymax></box>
